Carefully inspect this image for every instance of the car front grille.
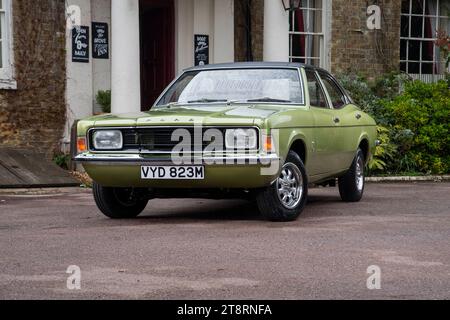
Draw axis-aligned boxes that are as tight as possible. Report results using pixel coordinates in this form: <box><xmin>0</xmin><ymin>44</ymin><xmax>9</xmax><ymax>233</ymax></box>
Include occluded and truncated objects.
<box><xmin>123</xmin><ymin>127</ymin><xmax>222</xmax><ymax>152</ymax></box>
<box><xmin>90</xmin><ymin>127</ymin><xmax>234</xmax><ymax>153</ymax></box>
<box><xmin>89</xmin><ymin>127</ymin><xmax>260</xmax><ymax>153</ymax></box>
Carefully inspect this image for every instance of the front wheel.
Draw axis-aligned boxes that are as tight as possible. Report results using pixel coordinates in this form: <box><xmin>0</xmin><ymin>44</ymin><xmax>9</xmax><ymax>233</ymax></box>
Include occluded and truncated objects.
<box><xmin>256</xmin><ymin>150</ymin><xmax>308</xmax><ymax>222</ymax></box>
<box><xmin>338</xmin><ymin>148</ymin><xmax>365</xmax><ymax>202</ymax></box>
<box><xmin>92</xmin><ymin>182</ymin><xmax>149</xmax><ymax>219</ymax></box>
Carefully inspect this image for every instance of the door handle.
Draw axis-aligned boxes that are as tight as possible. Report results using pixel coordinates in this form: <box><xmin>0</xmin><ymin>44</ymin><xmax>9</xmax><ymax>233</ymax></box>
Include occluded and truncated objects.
<box><xmin>355</xmin><ymin>113</ymin><xmax>362</xmax><ymax>120</ymax></box>
<box><xmin>333</xmin><ymin>117</ymin><xmax>340</xmax><ymax>124</ymax></box>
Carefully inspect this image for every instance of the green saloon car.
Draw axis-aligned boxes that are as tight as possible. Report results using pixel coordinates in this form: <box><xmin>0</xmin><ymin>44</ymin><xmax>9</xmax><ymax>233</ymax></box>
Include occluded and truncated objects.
<box><xmin>74</xmin><ymin>62</ymin><xmax>377</xmax><ymax>222</ymax></box>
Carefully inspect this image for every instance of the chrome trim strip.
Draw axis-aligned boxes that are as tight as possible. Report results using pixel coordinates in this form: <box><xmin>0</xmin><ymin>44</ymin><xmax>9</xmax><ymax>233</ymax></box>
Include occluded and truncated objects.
<box><xmin>74</xmin><ymin>153</ymin><xmax>279</xmax><ymax>166</ymax></box>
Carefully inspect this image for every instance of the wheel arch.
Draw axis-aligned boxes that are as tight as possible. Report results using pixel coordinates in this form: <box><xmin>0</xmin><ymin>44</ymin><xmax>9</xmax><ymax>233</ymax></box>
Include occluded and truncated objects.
<box><xmin>288</xmin><ymin>135</ymin><xmax>308</xmax><ymax>165</ymax></box>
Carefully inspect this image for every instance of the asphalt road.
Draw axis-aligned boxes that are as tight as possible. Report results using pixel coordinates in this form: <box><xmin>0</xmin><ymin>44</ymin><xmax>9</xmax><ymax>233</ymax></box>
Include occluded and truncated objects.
<box><xmin>0</xmin><ymin>182</ymin><xmax>449</xmax><ymax>300</ymax></box>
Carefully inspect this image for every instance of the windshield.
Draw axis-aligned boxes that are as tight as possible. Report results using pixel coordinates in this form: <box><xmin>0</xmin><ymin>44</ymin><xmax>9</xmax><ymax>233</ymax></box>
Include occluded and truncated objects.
<box><xmin>155</xmin><ymin>68</ymin><xmax>304</xmax><ymax>106</ymax></box>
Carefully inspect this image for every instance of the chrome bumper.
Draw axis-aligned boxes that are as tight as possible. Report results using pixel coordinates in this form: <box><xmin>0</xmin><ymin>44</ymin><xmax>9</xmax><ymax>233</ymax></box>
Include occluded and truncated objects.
<box><xmin>74</xmin><ymin>153</ymin><xmax>280</xmax><ymax>166</ymax></box>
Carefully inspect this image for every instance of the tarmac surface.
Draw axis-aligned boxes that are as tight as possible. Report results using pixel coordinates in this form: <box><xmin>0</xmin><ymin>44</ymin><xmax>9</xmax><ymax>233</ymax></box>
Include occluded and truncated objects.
<box><xmin>0</xmin><ymin>182</ymin><xmax>449</xmax><ymax>299</ymax></box>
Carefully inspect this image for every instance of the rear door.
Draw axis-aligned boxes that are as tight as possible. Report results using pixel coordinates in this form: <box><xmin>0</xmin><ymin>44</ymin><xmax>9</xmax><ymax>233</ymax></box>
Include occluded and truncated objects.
<box><xmin>317</xmin><ymin>71</ymin><xmax>359</xmax><ymax>170</ymax></box>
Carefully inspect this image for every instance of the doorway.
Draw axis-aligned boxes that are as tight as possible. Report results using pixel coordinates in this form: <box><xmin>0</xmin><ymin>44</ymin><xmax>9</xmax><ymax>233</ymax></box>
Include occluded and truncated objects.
<box><xmin>140</xmin><ymin>0</ymin><xmax>175</xmax><ymax>109</ymax></box>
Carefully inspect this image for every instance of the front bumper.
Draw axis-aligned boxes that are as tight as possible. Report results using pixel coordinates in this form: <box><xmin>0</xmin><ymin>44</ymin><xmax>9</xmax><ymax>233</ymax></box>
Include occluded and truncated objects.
<box><xmin>74</xmin><ymin>153</ymin><xmax>281</xmax><ymax>188</ymax></box>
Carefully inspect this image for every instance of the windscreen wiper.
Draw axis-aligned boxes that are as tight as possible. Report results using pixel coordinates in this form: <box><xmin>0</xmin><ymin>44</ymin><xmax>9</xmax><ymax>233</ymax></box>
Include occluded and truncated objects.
<box><xmin>246</xmin><ymin>97</ymin><xmax>292</xmax><ymax>103</ymax></box>
<box><xmin>187</xmin><ymin>98</ymin><xmax>228</xmax><ymax>103</ymax></box>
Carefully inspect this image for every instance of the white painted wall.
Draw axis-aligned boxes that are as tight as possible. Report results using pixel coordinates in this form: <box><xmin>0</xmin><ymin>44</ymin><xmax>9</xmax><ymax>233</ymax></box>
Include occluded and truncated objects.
<box><xmin>175</xmin><ymin>0</ymin><xmax>235</xmax><ymax>74</ymax></box>
<box><xmin>64</xmin><ymin>0</ymin><xmax>93</xmax><ymax>144</ymax></box>
<box><xmin>263</xmin><ymin>0</ymin><xmax>289</xmax><ymax>61</ymax></box>
<box><xmin>213</xmin><ymin>0</ymin><xmax>234</xmax><ymax>64</ymax></box>
<box><xmin>111</xmin><ymin>0</ymin><xmax>141</xmax><ymax>114</ymax></box>
<box><xmin>175</xmin><ymin>0</ymin><xmax>194</xmax><ymax>74</ymax></box>
<box><xmin>91</xmin><ymin>0</ymin><xmax>111</xmax><ymax>113</ymax></box>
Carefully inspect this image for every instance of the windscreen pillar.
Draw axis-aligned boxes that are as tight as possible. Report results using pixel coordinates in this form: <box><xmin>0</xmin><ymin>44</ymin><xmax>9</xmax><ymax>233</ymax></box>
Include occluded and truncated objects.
<box><xmin>111</xmin><ymin>0</ymin><xmax>141</xmax><ymax>114</ymax></box>
<box><xmin>263</xmin><ymin>0</ymin><xmax>290</xmax><ymax>62</ymax></box>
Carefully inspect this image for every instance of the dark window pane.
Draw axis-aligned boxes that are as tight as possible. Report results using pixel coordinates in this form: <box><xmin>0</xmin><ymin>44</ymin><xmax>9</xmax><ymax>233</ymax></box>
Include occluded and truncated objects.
<box><xmin>400</xmin><ymin>39</ymin><xmax>407</xmax><ymax>60</ymax></box>
<box><xmin>408</xmin><ymin>62</ymin><xmax>420</xmax><ymax>73</ymax></box>
<box><xmin>421</xmin><ymin>40</ymin><xmax>434</xmax><ymax>61</ymax></box>
<box><xmin>411</xmin><ymin>16</ymin><xmax>423</xmax><ymax>37</ymax></box>
<box><xmin>291</xmin><ymin>57</ymin><xmax>305</xmax><ymax>63</ymax></box>
<box><xmin>401</xmin><ymin>15</ymin><xmax>410</xmax><ymax>37</ymax></box>
<box><xmin>408</xmin><ymin>40</ymin><xmax>421</xmax><ymax>60</ymax></box>
<box><xmin>421</xmin><ymin>63</ymin><xmax>434</xmax><ymax>74</ymax></box>
<box><xmin>400</xmin><ymin>62</ymin><xmax>407</xmax><ymax>72</ymax></box>
<box><xmin>401</xmin><ymin>0</ymin><xmax>410</xmax><ymax>13</ymax></box>
<box><xmin>291</xmin><ymin>34</ymin><xmax>306</xmax><ymax>58</ymax></box>
<box><xmin>411</xmin><ymin>0</ymin><xmax>424</xmax><ymax>14</ymax></box>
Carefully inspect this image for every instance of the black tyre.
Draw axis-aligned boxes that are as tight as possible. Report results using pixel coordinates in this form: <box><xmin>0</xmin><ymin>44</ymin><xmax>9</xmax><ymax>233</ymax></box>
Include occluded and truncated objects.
<box><xmin>256</xmin><ymin>150</ymin><xmax>308</xmax><ymax>222</ymax></box>
<box><xmin>338</xmin><ymin>148</ymin><xmax>365</xmax><ymax>202</ymax></box>
<box><xmin>92</xmin><ymin>182</ymin><xmax>149</xmax><ymax>219</ymax></box>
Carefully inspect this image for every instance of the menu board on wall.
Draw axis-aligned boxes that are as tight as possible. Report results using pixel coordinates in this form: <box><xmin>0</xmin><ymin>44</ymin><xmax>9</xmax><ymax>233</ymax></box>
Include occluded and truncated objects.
<box><xmin>194</xmin><ymin>34</ymin><xmax>209</xmax><ymax>66</ymax></box>
<box><xmin>72</xmin><ymin>26</ymin><xmax>90</xmax><ymax>63</ymax></box>
<box><xmin>92</xmin><ymin>22</ymin><xmax>109</xmax><ymax>59</ymax></box>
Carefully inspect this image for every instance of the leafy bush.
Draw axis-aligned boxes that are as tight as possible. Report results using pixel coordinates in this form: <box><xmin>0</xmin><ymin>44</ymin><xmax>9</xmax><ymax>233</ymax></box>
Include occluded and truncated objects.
<box><xmin>54</xmin><ymin>154</ymin><xmax>70</xmax><ymax>170</ymax></box>
<box><xmin>96</xmin><ymin>90</ymin><xmax>111</xmax><ymax>113</ymax></box>
<box><xmin>382</xmin><ymin>80</ymin><xmax>450</xmax><ymax>174</ymax></box>
<box><xmin>339</xmin><ymin>73</ymin><xmax>450</xmax><ymax>175</ymax></box>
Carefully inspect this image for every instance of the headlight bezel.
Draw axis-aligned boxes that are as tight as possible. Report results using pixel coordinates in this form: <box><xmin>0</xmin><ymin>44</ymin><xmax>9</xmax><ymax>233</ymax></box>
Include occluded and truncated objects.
<box><xmin>224</xmin><ymin>128</ymin><xmax>259</xmax><ymax>151</ymax></box>
<box><xmin>91</xmin><ymin>129</ymin><xmax>123</xmax><ymax>151</ymax></box>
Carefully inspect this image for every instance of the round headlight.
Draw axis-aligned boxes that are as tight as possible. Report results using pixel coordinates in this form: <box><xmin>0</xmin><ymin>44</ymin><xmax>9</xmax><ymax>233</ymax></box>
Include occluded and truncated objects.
<box><xmin>92</xmin><ymin>130</ymin><xmax>123</xmax><ymax>150</ymax></box>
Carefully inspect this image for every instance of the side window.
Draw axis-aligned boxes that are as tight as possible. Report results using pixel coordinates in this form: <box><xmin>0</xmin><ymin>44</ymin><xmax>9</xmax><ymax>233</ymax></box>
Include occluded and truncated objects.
<box><xmin>319</xmin><ymin>74</ymin><xmax>347</xmax><ymax>109</ymax></box>
<box><xmin>305</xmin><ymin>69</ymin><xmax>327</xmax><ymax>108</ymax></box>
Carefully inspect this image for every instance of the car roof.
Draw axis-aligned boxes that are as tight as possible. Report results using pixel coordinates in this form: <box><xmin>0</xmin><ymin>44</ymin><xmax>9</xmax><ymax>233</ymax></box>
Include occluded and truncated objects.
<box><xmin>183</xmin><ymin>61</ymin><xmax>329</xmax><ymax>74</ymax></box>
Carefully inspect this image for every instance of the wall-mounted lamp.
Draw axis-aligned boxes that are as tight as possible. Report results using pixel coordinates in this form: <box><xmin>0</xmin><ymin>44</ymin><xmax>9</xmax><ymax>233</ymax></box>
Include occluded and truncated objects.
<box><xmin>281</xmin><ymin>0</ymin><xmax>302</xmax><ymax>11</ymax></box>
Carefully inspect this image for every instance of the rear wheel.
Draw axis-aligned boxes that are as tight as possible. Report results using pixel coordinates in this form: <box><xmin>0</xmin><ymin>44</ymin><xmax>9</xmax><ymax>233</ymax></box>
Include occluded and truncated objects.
<box><xmin>92</xmin><ymin>182</ymin><xmax>149</xmax><ymax>219</ymax></box>
<box><xmin>256</xmin><ymin>150</ymin><xmax>308</xmax><ymax>222</ymax></box>
<box><xmin>338</xmin><ymin>148</ymin><xmax>365</xmax><ymax>202</ymax></box>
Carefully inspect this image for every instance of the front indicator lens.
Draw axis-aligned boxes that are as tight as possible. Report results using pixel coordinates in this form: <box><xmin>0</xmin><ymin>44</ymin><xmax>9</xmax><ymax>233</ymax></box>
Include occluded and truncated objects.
<box><xmin>77</xmin><ymin>137</ymin><xmax>87</xmax><ymax>153</ymax></box>
<box><xmin>92</xmin><ymin>130</ymin><xmax>123</xmax><ymax>150</ymax></box>
<box><xmin>225</xmin><ymin>128</ymin><xmax>258</xmax><ymax>150</ymax></box>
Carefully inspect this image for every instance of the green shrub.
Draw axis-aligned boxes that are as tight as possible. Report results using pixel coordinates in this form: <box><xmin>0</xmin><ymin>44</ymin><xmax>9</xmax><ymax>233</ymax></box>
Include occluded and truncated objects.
<box><xmin>96</xmin><ymin>90</ymin><xmax>111</xmax><ymax>113</ymax></box>
<box><xmin>339</xmin><ymin>73</ymin><xmax>450</xmax><ymax>175</ymax></box>
<box><xmin>382</xmin><ymin>80</ymin><xmax>450</xmax><ymax>174</ymax></box>
<box><xmin>54</xmin><ymin>154</ymin><xmax>70</xmax><ymax>170</ymax></box>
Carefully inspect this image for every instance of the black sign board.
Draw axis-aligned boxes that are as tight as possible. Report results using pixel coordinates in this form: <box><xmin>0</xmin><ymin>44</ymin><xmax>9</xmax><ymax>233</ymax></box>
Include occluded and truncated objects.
<box><xmin>72</xmin><ymin>26</ymin><xmax>89</xmax><ymax>63</ymax></box>
<box><xmin>194</xmin><ymin>34</ymin><xmax>209</xmax><ymax>66</ymax></box>
<box><xmin>92</xmin><ymin>22</ymin><xmax>109</xmax><ymax>59</ymax></box>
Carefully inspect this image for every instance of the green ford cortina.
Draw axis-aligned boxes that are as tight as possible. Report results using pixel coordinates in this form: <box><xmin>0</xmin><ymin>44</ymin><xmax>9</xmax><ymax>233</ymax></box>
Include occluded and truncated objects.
<box><xmin>74</xmin><ymin>62</ymin><xmax>377</xmax><ymax>222</ymax></box>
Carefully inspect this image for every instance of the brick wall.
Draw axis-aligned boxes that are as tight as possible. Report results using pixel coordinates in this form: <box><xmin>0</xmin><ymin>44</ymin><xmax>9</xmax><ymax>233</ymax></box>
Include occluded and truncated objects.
<box><xmin>234</xmin><ymin>0</ymin><xmax>264</xmax><ymax>62</ymax></box>
<box><xmin>0</xmin><ymin>0</ymin><xmax>66</xmax><ymax>158</ymax></box>
<box><xmin>331</xmin><ymin>0</ymin><xmax>401</xmax><ymax>77</ymax></box>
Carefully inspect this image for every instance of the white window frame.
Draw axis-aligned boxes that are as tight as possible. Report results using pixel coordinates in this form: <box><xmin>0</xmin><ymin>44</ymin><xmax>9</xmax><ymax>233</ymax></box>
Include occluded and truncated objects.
<box><xmin>288</xmin><ymin>0</ymin><xmax>331</xmax><ymax>70</ymax></box>
<box><xmin>0</xmin><ymin>0</ymin><xmax>16</xmax><ymax>89</ymax></box>
<box><xmin>400</xmin><ymin>0</ymin><xmax>450</xmax><ymax>76</ymax></box>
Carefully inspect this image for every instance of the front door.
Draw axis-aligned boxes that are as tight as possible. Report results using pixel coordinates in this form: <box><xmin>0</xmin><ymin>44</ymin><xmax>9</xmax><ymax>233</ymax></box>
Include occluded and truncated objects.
<box><xmin>140</xmin><ymin>0</ymin><xmax>175</xmax><ymax>110</ymax></box>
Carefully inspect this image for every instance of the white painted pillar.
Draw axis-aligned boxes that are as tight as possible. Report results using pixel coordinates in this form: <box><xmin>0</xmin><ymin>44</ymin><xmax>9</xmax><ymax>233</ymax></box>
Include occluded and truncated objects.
<box><xmin>213</xmin><ymin>0</ymin><xmax>234</xmax><ymax>63</ymax></box>
<box><xmin>263</xmin><ymin>0</ymin><xmax>289</xmax><ymax>62</ymax></box>
<box><xmin>111</xmin><ymin>0</ymin><xmax>141</xmax><ymax>114</ymax></box>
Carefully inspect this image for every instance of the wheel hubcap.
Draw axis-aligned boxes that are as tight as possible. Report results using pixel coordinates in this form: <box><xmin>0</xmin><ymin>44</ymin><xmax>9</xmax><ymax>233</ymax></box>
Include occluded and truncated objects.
<box><xmin>355</xmin><ymin>156</ymin><xmax>364</xmax><ymax>192</ymax></box>
<box><xmin>276</xmin><ymin>163</ymin><xmax>303</xmax><ymax>210</ymax></box>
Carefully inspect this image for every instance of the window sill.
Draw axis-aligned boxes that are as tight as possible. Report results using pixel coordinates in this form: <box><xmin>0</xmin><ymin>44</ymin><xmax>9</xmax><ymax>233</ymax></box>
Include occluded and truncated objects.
<box><xmin>0</xmin><ymin>78</ymin><xmax>17</xmax><ymax>90</ymax></box>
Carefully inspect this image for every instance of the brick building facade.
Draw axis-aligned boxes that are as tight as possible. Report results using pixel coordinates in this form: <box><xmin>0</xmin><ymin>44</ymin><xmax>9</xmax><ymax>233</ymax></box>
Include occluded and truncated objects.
<box><xmin>0</xmin><ymin>0</ymin><xmax>66</xmax><ymax>157</ymax></box>
<box><xmin>330</xmin><ymin>0</ymin><xmax>402</xmax><ymax>76</ymax></box>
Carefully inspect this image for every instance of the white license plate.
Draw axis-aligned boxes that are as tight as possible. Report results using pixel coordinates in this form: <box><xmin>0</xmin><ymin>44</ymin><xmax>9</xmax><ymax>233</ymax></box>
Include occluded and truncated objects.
<box><xmin>141</xmin><ymin>166</ymin><xmax>205</xmax><ymax>180</ymax></box>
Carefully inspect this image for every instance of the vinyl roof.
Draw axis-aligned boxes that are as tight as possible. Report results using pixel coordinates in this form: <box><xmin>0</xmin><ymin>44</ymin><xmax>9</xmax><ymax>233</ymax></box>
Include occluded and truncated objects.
<box><xmin>184</xmin><ymin>61</ymin><xmax>328</xmax><ymax>73</ymax></box>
